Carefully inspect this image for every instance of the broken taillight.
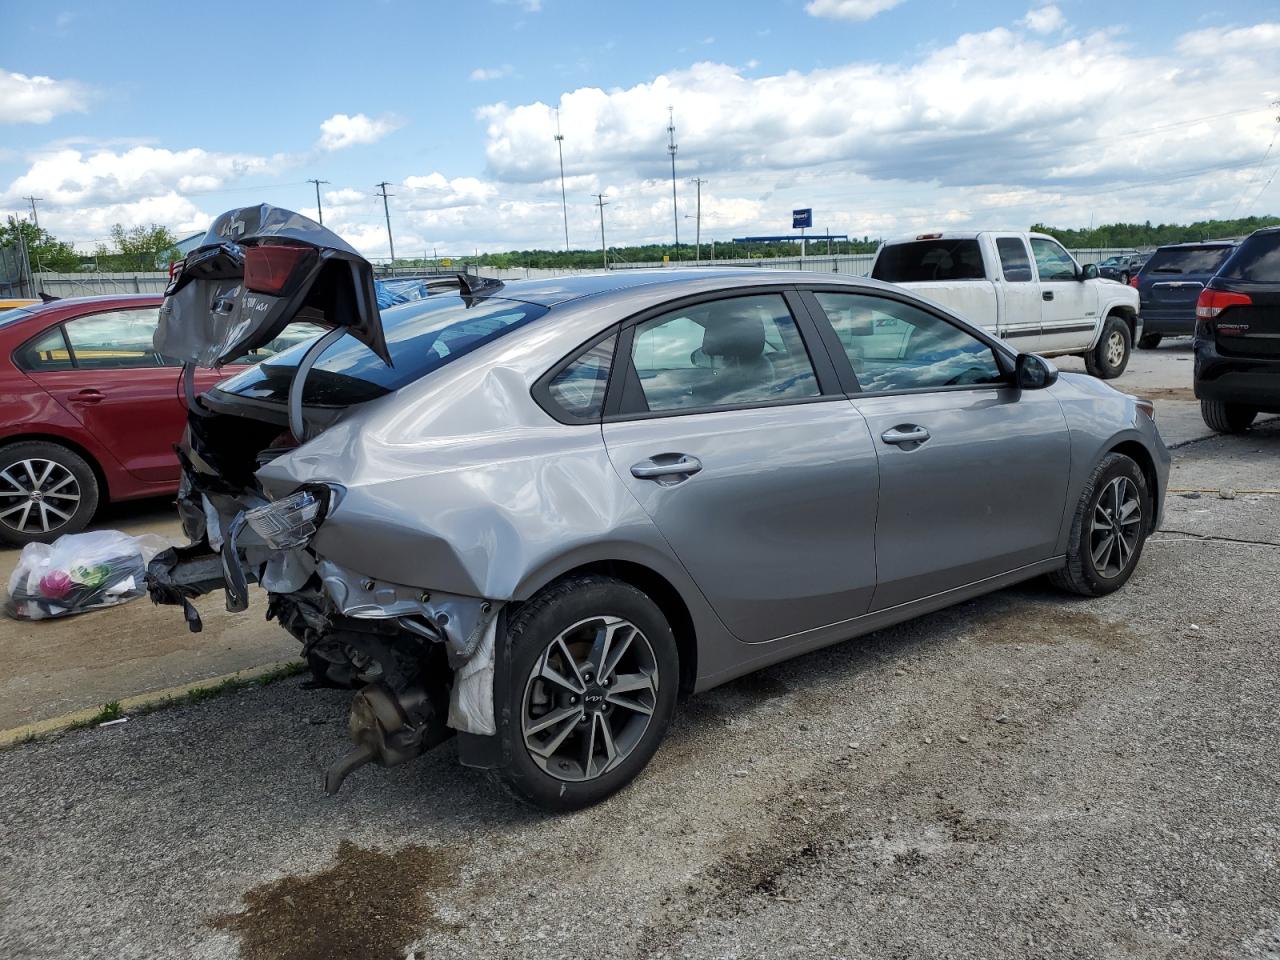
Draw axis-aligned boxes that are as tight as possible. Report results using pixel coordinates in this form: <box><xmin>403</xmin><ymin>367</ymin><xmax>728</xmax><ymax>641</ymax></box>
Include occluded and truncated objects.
<box><xmin>244</xmin><ymin>487</ymin><xmax>330</xmax><ymax>550</ymax></box>
<box><xmin>244</xmin><ymin>243</ymin><xmax>314</xmax><ymax>295</ymax></box>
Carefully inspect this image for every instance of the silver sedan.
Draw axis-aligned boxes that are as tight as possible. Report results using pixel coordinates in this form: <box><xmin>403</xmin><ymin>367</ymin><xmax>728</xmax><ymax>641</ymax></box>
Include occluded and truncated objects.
<box><xmin>149</xmin><ymin>207</ymin><xmax>1169</xmax><ymax>810</ymax></box>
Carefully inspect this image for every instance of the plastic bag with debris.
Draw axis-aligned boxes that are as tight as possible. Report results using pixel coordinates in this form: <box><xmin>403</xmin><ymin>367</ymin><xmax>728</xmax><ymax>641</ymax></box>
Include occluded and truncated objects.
<box><xmin>5</xmin><ymin>531</ymin><xmax>174</xmax><ymax>621</ymax></box>
<box><xmin>374</xmin><ymin>277</ymin><xmax>435</xmax><ymax>309</ymax></box>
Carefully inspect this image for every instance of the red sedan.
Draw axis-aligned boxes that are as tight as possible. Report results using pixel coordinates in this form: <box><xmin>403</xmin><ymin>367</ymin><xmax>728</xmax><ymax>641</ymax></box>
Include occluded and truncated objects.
<box><xmin>0</xmin><ymin>294</ymin><xmax>302</xmax><ymax>545</ymax></box>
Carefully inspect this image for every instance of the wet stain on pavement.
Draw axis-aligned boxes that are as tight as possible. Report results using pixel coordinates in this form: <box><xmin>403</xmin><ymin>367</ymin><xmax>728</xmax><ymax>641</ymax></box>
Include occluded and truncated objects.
<box><xmin>974</xmin><ymin>605</ymin><xmax>1137</xmax><ymax>650</ymax></box>
<box><xmin>211</xmin><ymin>840</ymin><xmax>460</xmax><ymax>960</ymax></box>
<box><xmin>1139</xmin><ymin>386</ymin><xmax>1197</xmax><ymax>403</ymax></box>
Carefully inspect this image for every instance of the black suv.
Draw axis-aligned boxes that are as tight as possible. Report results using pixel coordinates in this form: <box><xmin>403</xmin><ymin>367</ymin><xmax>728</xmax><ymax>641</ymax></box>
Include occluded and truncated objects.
<box><xmin>1193</xmin><ymin>227</ymin><xmax>1280</xmax><ymax>433</ymax></box>
<box><xmin>1134</xmin><ymin>241</ymin><xmax>1237</xmax><ymax>348</ymax></box>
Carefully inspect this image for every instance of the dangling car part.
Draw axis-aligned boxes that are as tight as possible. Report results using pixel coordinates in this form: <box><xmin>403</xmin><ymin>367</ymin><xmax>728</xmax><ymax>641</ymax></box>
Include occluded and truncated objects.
<box><xmin>146</xmin><ymin>206</ymin><xmax>1169</xmax><ymax>811</ymax></box>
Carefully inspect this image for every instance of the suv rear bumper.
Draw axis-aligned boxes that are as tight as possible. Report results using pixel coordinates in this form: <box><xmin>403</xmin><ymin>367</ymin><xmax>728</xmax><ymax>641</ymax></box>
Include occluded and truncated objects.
<box><xmin>1140</xmin><ymin>307</ymin><xmax>1196</xmax><ymax>336</ymax></box>
<box><xmin>1194</xmin><ymin>336</ymin><xmax>1280</xmax><ymax>412</ymax></box>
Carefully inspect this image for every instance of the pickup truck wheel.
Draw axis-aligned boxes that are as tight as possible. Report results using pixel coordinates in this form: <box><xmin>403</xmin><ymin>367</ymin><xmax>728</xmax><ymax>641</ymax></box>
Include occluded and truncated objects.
<box><xmin>1084</xmin><ymin>315</ymin><xmax>1131</xmax><ymax>379</ymax></box>
<box><xmin>0</xmin><ymin>441</ymin><xmax>100</xmax><ymax>546</ymax></box>
<box><xmin>494</xmin><ymin>575</ymin><xmax>678</xmax><ymax>811</ymax></box>
<box><xmin>1200</xmin><ymin>400</ymin><xmax>1257</xmax><ymax>434</ymax></box>
<box><xmin>1137</xmin><ymin>334</ymin><xmax>1162</xmax><ymax>350</ymax></box>
<box><xmin>1050</xmin><ymin>453</ymin><xmax>1151</xmax><ymax>597</ymax></box>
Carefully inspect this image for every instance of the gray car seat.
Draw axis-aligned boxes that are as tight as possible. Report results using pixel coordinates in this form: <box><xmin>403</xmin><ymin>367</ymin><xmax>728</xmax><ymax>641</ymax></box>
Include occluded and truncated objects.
<box><xmin>696</xmin><ymin>310</ymin><xmax>776</xmax><ymax>406</ymax></box>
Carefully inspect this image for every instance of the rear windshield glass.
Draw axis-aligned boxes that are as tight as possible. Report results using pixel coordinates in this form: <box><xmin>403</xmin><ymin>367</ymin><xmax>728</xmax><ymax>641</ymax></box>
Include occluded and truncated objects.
<box><xmin>219</xmin><ymin>295</ymin><xmax>549</xmax><ymax>405</ymax></box>
<box><xmin>1144</xmin><ymin>246</ymin><xmax>1232</xmax><ymax>276</ymax></box>
<box><xmin>871</xmin><ymin>239</ymin><xmax>986</xmax><ymax>282</ymax></box>
<box><xmin>1219</xmin><ymin>233</ymin><xmax>1280</xmax><ymax>282</ymax></box>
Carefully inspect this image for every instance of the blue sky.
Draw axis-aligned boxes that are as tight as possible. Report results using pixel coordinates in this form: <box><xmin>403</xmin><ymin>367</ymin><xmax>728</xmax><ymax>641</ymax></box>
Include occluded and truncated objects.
<box><xmin>2</xmin><ymin>0</ymin><xmax>1278</xmax><ymax>256</ymax></box>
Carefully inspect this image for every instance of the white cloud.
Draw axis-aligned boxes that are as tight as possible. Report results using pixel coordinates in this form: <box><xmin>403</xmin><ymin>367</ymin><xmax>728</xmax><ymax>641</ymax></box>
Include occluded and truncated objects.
<box><xmin>316</xmin><ymin>112</ymin><xmax>403</xmax><ymax>151</ymax></box>
<box><xmin>0</xmin><ymin>69</ymin><xmax>88</xmax><ymax>124</ymax></box>
<box><xmin>470</xmin><ymin>65</ymin><xmax>515</xmax><ymax>81</ymax></box>
<box><xmin>805</xmin><ymin>0</ymin><xmax>904</xmax><ymax>22</ymax></box>
<box><xmin>1175</xmin><ymin>22</ymin><xmax>1280</xmax><ymax>54</ymax></box>
<box><xmin>1020</xmin><ymin>4</ymin><xmax>1066</xmax><ymax>34</ymax></box>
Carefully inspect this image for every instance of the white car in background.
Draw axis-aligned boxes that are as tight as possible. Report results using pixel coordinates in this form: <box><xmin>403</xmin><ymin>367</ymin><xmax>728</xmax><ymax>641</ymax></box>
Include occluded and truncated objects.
<box><xmin>871</xmin><ymin>231</ymin><xmax>1143</xmax><ymax>379</ymax></box>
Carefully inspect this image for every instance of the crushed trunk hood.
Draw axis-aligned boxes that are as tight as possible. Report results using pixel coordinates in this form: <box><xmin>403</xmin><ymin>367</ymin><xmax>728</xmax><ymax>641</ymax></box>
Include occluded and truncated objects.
<box><xmin>154</xmin><ymin>203</ymin><xmax>390</xmax><ymax>368</ymax></box>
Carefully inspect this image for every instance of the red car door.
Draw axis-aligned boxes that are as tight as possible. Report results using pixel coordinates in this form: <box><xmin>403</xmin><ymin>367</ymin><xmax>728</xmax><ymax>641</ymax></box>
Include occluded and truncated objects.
<box><xmin>25</xmin><ymin>306</ymin><xmax>190</xmax><ymax>484</ymax></box>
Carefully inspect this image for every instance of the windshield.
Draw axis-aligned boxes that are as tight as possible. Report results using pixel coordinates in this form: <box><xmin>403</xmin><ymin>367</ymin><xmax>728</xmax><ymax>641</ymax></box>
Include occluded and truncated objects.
<box><xmin>1145</xmin><ymin>246</ymin><xmax>1232</xmax><ymax>276</ymax></box>
<box><xmin>871</xmin><ymin>239</ymin><xmax>986</xmax><ymax>282</ymax></box>
<box><xmin>219</xmin><ymin>295</ymin><xmax>549</xmax><ymax>406</ymax></box>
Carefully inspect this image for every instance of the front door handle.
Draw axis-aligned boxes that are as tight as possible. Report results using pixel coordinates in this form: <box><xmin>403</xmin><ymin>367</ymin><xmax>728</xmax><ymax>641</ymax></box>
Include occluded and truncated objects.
<box><xmin>631</xmin><ymin>455</ymin><xmax>703</xmax><ymax>480</ymax></box>
<box><xmin>69</xmin><ymin>389</ymin><xmax>104</xmax><ymax>405</ymax></box>
<box><xmin>880</xmin><ymin>425</ymin><xmax>930</xmax><ymax>446</ymax></box>
<box><xmin>1042</xmin><ymin>290</ymin><xmax>1054</xmax><ymax>301</ymax></box>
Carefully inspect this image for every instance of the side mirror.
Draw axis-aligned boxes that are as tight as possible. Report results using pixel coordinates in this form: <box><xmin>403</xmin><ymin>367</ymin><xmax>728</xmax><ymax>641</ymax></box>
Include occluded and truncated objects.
<box><xmin>1015</xmin><ymin>353</ymin><xmax>1058</xmax><ymax>390</ymax></box>
<box><xmin>1079</xmin><ymin>263</ymin><xmax>1099</xmax><ymax>281</ymax></box>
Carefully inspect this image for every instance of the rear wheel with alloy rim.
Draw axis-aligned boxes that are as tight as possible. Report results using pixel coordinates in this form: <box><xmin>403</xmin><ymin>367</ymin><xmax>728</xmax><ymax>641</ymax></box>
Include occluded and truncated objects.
<box><xmin>496</xmin><ymin>575</ymin><xmax>678</xmax><ymax>810</ymax></box>
<box><xmin>1050</xmin><ymin>453</ymin><xmax>1151</xmax><ymax>596</ymax></box>
<box><xmin>0</xmin><ymin>441</ymin><xmax>99</xmax><ymax>546</ymax></box>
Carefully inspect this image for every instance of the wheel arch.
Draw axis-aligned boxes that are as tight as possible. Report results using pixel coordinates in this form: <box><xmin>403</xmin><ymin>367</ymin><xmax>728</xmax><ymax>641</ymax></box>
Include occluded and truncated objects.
<box><xmin>1105</xmin><ymin>438</ymin><xmax>1159</xmax><ymax>533</ymax></box>
<box><xmin>519</xmin><ymin>559</ymin><xmax>699</xmax><ymax>698</ymax></box>
<box><xmin>0</xmin><ymin>432</ymin><xmax>111</xmax><ymax>502</ymax></box>
<box><xmin>1106</xmin><ymin>303</ymin><xmax>1139</xmax><ymax>343</ymax></box>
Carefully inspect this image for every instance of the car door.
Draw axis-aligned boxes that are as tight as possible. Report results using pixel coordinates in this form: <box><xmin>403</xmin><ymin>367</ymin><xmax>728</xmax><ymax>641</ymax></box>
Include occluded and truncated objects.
<box><xmin>601</xmin><ymin>290</ymin><xmax>880</xmax><ymax>644</ymax></box>
<box><xmin>803</xmin><ymin>288</ymin><xmax>1071</xmax><ymax>611</ymax></box>
<box><xmin>991</xmin><ymin>235</ymin><xmax>1042</xmax><ymax>347</ymax></box>
<box><xmin>24</xmin><ymin>306</ymin><xmax>189</xmax><ymax>484</ymax></box>
<box><xmin>1030</xmin><ymin>236</ymin><xmax>1098</xmax><ymax>354</ymax></box>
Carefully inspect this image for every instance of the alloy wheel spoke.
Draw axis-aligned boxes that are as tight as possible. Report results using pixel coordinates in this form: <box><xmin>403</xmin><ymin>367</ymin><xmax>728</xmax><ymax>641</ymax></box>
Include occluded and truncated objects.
<box><xmin>46</xmin><ymin>473</ymin><xmax>76</xmax><ymax>494</ymax></box>
<box><xmin>606</xmin><ymin>691</ymin><xmax>654</xmax><ymax>717</ymax></box>
<box><xmin>21</xmin><ymin>460</ymin><xmax>40</xmax><ymax>488</ymax></box>
<box><xmin>42</xmin><ymin>502</ymin><xmax>72</xmax><ymax>523</ymax></box>
<box><xmin>594</xmin><ymin>713</ymin><xmax>618</xmax><ymax>773</ymax></box>
<box><xmin>538</xmin><ymin>646</ymin><xmax>585</xmax><ymax>695</ymax></box>
<box><xmin>587</xmin><ymin>617</ymin><xmax>632</xmax><ymax>680</ymax></box>
<box><xmin>599</xmin><ymin>624</ymin><xmax>636</xmax><ymax>682</ymax></box>
<box><xmin>525</xmin><ymin>704</ymin><xmax>582</xmax><ymax>737</ymax></box>
<box><xmin>582</xmin><ymin>710</ymin><xmax>599</xmax><ymax>777</ymax></box>
<box><xmin>1092</xmin><ymin>532</ymin><xmax>1115</xmax><ymax>569</ymax></box>
<box><xmin>35</xmin><ymin>460</ymin><xmax>56</xmax><ymax>488</ymax></box>
<box><xmin>44</xmin><ymin>491</ymin><xmax>80</xmax><ymax>502</ymax></box>
<box><xmin>0</xmin><ymin>468</ymin><xmax>28</xmax><ymax>494</ymax></box>
<box><xmin>527</xmin><ymin>709</ymin><xmax>583</xmax><ymax>759</ymax></box>
<box><xmin>0</xmin><ymin>501</ymin><xmax>30</xmax><ymax>520</ymax></box>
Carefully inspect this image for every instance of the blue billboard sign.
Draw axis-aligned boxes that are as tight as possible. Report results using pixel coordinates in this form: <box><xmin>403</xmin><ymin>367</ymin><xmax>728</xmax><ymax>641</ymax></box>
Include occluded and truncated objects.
<box><xmin>792</xmin><ymin>208</ymin><xmax>813</xmax><ymax>229</ymax></box>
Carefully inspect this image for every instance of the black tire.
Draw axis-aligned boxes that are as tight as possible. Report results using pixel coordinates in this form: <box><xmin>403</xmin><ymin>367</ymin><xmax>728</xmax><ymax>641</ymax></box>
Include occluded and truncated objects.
<box><xmin>0</xmin><ymin>441</ymin><xmax>100</xmax><ymax>546</ymax></box>
<box><xmin>1083</xmin><ymin>315</ymin><xmax>1132</xmax><ymax>379</ymax></box>
<box><xmin>1200</xmin><ymin>400</ymin><xmax>1257</xmax><ymax>434</ymax></box>
<box><xmin>1050</xmin><ymin>453</ymin><xmax>1151</xmax><ymax>597</ymax></box>
<box><xmin>494</xmin><ymin>575</ymin><xmax>678</xmax><ymax>811</ymax></box>
<box><xmin>1137</xmin><ymin>333</ymin><xmax>1162</xmax><ymax>350</ymax></box>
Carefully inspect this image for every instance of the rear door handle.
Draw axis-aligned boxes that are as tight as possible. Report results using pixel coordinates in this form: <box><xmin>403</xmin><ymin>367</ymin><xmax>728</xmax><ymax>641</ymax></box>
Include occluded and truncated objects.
<box><xmin>69</xmin><ymin>389</ymin><xmax>104</xmax><ymax>405</ymax></box>
<box><xmin>630</xmin><ymin>455</ymin><xmax>703</xmax><ymax>480</ymax></box>
<box><xmin>1042</xmin><ymin>290</ymin><xmax>1054</xmax><ymax>301</ymax></box>
<box><xmin>880</xmin><ymin>425</ymin><xmax>930</xmax><ymax>446</ymax></box>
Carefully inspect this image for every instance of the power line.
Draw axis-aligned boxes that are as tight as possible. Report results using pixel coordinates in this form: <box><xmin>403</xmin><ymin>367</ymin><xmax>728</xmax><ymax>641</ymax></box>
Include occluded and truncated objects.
<box><xmin>1229</xmin><ymin>99</ymin><xmax>1280</xmax><ymax>219</ymax></box>
<box><xmin>593</xmin><ymin>193</ymin><xmax>609</xmax><ymax>268</ymax></box>
<box><xmin>376</xmin><ymin>181</ymin><xmax>396</xmax><ymax>263</ymax></box>
<box><xmin>307</xmin><ymin>179</ymin><xmax>330</xmax><ymax>226</ymax></box>
<box><xmin>554</xmin><ymin>108</ymin><xmax>569</xmax><ymax>251</ymax></box>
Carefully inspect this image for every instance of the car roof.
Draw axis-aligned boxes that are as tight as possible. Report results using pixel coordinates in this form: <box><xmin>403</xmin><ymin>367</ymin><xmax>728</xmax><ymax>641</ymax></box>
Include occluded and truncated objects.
<box><xmin>20</xmin><ymin>293</ymin><xmax>163</xmax><ymax>316</ymax></box>
<box><xmin>482</xmin><ymin>268</ymin><xmax>881</xmax><ymax>308</ymax></box>
<box><xmin>1154</xmin><ymin>240</ymin><xmax>1238</xmax><ymax>250</ymax></box>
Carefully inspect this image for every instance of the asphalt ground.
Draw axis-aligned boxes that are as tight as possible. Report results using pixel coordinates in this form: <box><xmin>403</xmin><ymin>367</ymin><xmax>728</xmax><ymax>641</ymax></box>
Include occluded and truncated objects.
<box><xmin>1</xmin><ymin>341</ymin><xmax>1278</xmax><ymax>959</ymax></box>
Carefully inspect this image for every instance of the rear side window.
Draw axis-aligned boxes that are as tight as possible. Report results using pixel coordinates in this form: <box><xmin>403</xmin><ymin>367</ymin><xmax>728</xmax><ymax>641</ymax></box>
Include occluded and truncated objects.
<box><xmin>871</xmin><ymin>240</ymin><xmax>986</xmax><ymax>282</ymax></box>
<box><xmin>15</xmin><ymin>327</ymin><xmax>73</xmax><ymax>371</ymax></box>
<box><xmin>220</xmin><ymin>296</ymin><xmax>549</xmax><ymax>405</ymax></box>
<box><xmin>542</xmin><ymin>335</ymin><xmax>616</xmax><ymax>421</ymax></box>
<box><xmin>996</xmin><ymin>238</ymin><xmax>1033</xmax><ymax>282</ymax></box>
<box><xmin>62</xmin><ymin>308</ymin><xmax>164</xmax><ymax>369</ymax></box>
<box><xmin>1219</xmin><ymin>233</ymin><xmax>1280</xmax><ymax>282</ymax></box>
<box><xmin>624</xmin><ymin>294</ymin><xmax>819</xmax><ymax>413</ymax></box>
<box><xmin>1144</xmin><ymin>246</ymin><xmax>1232</xmax><ymax>275</ymax></box>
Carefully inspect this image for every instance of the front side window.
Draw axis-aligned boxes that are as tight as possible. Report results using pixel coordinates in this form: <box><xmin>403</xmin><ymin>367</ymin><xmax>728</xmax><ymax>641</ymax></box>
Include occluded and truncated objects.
<box><xmin>63</xmin><ymin>308</ymin><xmax>165</xmax><ymax>369</ymax></box>
<box><xmin>996</xmin><ymin>238</ymin><xmax>1033</xmax><ymax>282</ymax></box>
<box><xmin>814</xmin><ymin>292</ymin><xmax>1003</xmax><ymax>394</ymax></box>
<box><xmin>1029</xmin><ymin>238</ymin><xmax>1078</xmax><ymax>282</ymax></box>
<box><xmin>544</xmin><ymin>334</ymin><xmax>616</xmax><ymax>421</ymax></box>
<box><xmin>625</xmin><ymin>294</ymin><xmax>819</xmax><ymax>413</ymax></box>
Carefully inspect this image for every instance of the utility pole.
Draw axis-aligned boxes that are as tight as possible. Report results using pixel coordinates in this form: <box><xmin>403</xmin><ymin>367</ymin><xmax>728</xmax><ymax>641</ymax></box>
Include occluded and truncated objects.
<box><xmin>376</xmin><ymin>181</ymin><xmax>396</xmax><ymax>265</ymax></box>
<box><xmin>23</xmin><ymin>196</ymin><xmax>43</xmax><ymax>231</ymax></box>
<box><xmin>688</xmin><ymin>177</ymin><xmax>705</xmax><ymax>263</ymax></box>
<box><xmin>593</xmin><ymin>194</ymin><xmax>609</xmax><ymax>268</ymax></box>
<box><xmin>554</xmin><ymin>108</ymin><xmax>569</xmax><ymax>251</ymax></box>
<box><xmin>307</xmin><ymin>179</ymin><xmax>329</xmax><ymax>225</ymax></box>
<box><xmin>667</xmin><ymin>107</ymin><xmax>679</xmax><ymax>261</ymax></box>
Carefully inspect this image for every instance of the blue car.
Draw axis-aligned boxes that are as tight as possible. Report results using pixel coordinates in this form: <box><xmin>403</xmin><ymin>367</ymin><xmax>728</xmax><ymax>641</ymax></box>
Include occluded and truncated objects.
<box><xmin>1134</xmin><ymin>241</ymin><xmax>1237</xmax><ymax>348</ymax></box>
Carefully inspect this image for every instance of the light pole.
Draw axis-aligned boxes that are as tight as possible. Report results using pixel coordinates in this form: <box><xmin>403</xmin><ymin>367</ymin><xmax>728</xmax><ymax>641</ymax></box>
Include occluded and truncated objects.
<box><xmin>688</xmin><ymin>177</ymin><xmax>705</xmax><ymax>263</ymax></box>
<box><xmin>593</xmin><ymin>194</ymin><xmax>609</xmax><ymax>268</ymax></box>
<box><xmin>376</xmin><ymin>181</ymin><xmax>395</xmax><ymax>265</ymax></box>
<box><xmin>554</xmin><ymin>108</ymin><xmax>569</xmax><ymax>251</ymax></box>
<box><xmin>667</xmin><ymin>107</ymin><xmax>679</xmax><ymax>261</ymax></box>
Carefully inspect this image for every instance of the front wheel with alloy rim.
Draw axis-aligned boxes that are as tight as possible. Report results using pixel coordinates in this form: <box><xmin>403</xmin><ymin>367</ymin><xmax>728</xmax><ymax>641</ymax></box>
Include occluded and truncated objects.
<box><xmin>1050</xmin><ymin>452</ymin><xmax>1151</xmax><ymax>597</ymax></box>
<box><xmin>496</xmin><ymin>575</ymin><xmax>678</xmax><ymax>811</ymax></box>
<box><xmin>1083</xmin><ymin>315</ymin><xmax>1132</xmax><ymax>379</ymax></box>
<box><xmin>0</xmin><ymin>441</ymin><xmax>100</xmax><ymax>546</ymax></box>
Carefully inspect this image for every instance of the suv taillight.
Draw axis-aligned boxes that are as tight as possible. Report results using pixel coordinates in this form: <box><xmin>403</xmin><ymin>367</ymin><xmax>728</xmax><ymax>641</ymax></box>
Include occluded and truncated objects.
<box><xmin>1196</xmin><ymin>289</ymin><xmax>1252</xmax><ymax>320</ymax></box>
<box><xmin>244</xmin><ymin>243</ymin><xmax>314</xmax><ymax>295</ymax></box>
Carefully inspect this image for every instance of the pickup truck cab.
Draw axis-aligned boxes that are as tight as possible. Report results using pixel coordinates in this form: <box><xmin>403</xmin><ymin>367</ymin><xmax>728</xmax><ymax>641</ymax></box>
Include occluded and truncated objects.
<box><xmin>871</xmin><ymin>231</ymin><xmax>1142</xmax><ymax>379</ymax></box>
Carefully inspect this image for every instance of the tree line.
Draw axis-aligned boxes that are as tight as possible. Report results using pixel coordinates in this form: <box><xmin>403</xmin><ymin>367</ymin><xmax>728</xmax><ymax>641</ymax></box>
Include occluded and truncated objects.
<box><xmin>1</xmin><ymin>218</ymin><xmax>180</xmax><ymax>273</ymax></box>
<box><xmin>1031</xmin><ymin>215</ymin><xmax>1280</xmax><ymax>251</ymax></box>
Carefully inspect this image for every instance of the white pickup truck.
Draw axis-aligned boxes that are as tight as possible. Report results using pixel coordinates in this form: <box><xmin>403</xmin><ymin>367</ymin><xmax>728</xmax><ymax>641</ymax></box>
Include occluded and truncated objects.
<box><xmin>869</xmin><ymin>231</ymin><xmax>1142</xmax><ymax>379</ymax></box>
